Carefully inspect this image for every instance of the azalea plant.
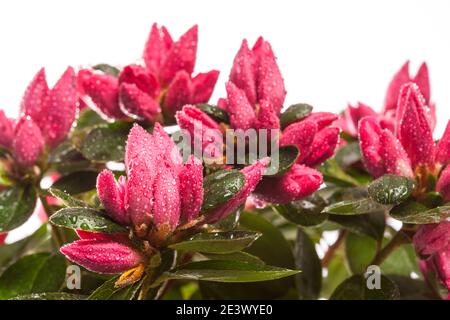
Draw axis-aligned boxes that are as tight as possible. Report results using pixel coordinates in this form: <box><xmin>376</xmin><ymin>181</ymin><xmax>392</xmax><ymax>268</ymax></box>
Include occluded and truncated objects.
<box><xmin>0</xmin><ymin>23</ymin><xmax>448</xmax><ymax>301</ymax></box>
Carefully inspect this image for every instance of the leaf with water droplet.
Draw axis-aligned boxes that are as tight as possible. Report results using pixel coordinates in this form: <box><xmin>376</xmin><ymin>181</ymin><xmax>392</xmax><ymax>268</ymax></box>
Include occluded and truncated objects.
<box><xmin>274</xmin><ymin>194</ymin><xmax>328</xmax><ymax>226</ymax></box>
<box><xmin>48</xmin><ymin>188</ymin><xmax>90</xmax><ymax>208</ymax></box>
<box><xmin>196</xmin><ymin>103</ymin><xmax>229</xmax><ymax>124</ymax></box>
<box><xmin>368</xmin><ymin>174</ymin><xmax>416</xmax><ymax>205</ymax></box>
<box><xmin>322</xmin><ymin>198</ymin><xmax>385</xmax><ymax>215</ymax></box>
<box><xmin>266</xmin><ymin>145</ymin><xmax>299</xmax><ymax>176</ymax></box>
<box><xmin>202</xmin><ymin>170</ymin><xmax>246</xmax><ymax>212</ymax></box>
<box><xmin>51</xmin><ymin>171</ymin><xmax>98</xmax><ymax>195</ymax></box>
<box><xmin>0</xmin><ymin>184</ymin><xmax>37</xmax><ymax>232</ymax></box>
<box><xmin>169</xmin><ymin>231</ymin><xmax>261</xmax><ymax>254</ymax></box>
<box><xmin>49</xmin><ymin>207</ymin><xmax>126</xmax><ymax>233</ymax></box>
<box><xmin>280</xmin><ymin>103</ymin><xmax>313</xmax><ymax>129</ymax></box>
<box><xmin>390</xmin><ymin>201</ymin><xmax>450</xmax><ymax>224</ymax></box>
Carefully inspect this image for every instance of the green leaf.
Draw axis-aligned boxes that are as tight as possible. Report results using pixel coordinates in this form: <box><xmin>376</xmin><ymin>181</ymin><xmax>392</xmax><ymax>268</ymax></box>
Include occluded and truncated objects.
<box><xmin>280</xmin><ymin>103</ymin><xmax>313</xmax><ymax>129</ymax></box>
<box><xmin>0</xmin><ymin>185</ymin><xmax>37</xmax><ymax>232</ymax></box>
<box><xmin>80</xmin><ymin>125</ymin><xmax>129</xmax><ymax>162</ymax></box>
<box><xmin>157</xmin><ymin>260</ymin><xmax>299</xmax><ymax>284</ymax></box>
<box><xmin>318</xmin><ymin>158</ymin><xmax>361</xmax><ymax>187</ymax></box>
<box><xmin>335</xmin><ymin>142</ymin><xmax>362</xmax><ymax>168</ymax></box>
<box><xmin>76</xmin><ymin>108</ymin><xmax>106</xmax><ymax>130</ymax></box>
<box><xmin>169</xmin><ymin>231</ymin><xmax>261</xmax><ymax>254</ymax></box>
<box><xmin>202</xmin><ymin>169</ymin><xmax>245</xmax><ymax>212</ymax></box>
<box><xmin>274</xmin><ymin>194</ymin><xmax>328</xmax><ymax>226</ymax></box>
<box><xmin>330</xmin><ymin>274</ymin><xmax>400</xmax><ymax>300</ymax></box>
<box><xmin>323</xmin><ymin>198</ymin><xmax>385</xmax><ymax>215</ymax></box>
<box><xmin>266</xmin><ymin>145</ymin><xmax>300</xmax><ymax>176</ymax></box>
<box><xmin>92</xmin><ymin>63</ymin><xmax>120</xmax><ymax>77</ymax></box>
<box><xmin>329</xmin><ymin>211</ymin><xmax>386</xmax><ymax>241</ymax></box>
<box><xmin>49</xmin><ymin>207</ymin><xmax>127</xmax><ymax>233</ymax></box>
<box><xmin>295</xmin><ymin>228</ymin><xmax>321</xmax><ymax>299</ymax></box>
<box><xmin>51</xmin><ymin>171</ymin><xmax>98</xmax><ymax>195</ymax></box>
<box><xmin>390</xmin><ymin>204</ymin><xmax>450</xmax><ymax>224</ymax></box>
<box><xmin>48</xmin><ymin>188</ymin><xmax>90</xmax><ymax>208</ymax></box>
<box><xmin>88</xmin><ymin>276</ymin><xmax>142</xmax><ymax>300</ymax></box>
<box><xmin>388</xmin><ymin>275</ymin><xmax>434</xmax><ymax>300</ymax></box>
<box><xmin>196</xmin><ymin>103</ymin><xmax>229</xmax><ymax>123</ymax></box>
<box><xmin>10</xmin><ymin>293</ymin><xmax>86</xmax><ymax>300</ymax></box>
<box><xmin>368</xmin><ymin>174</ymin><xmax>416</xmax><ymax>205</ymax></box>
<box><xmin>201</xmin><ymin>252</ymin><xmax>265</xmax><ymax>266</ymax></box>
<box><xmin>0</xmin><ymin>253</ymin><xmax>66</xmax><ymax>299</ymax></box>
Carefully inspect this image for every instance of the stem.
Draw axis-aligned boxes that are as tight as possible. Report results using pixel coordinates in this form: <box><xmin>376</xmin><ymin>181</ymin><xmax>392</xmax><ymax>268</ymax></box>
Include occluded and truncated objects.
<box><xmin>370</xmin><ymin>227</ymin><xmax>410</xmax><ymax>266</ymax></box>
<box><xmin>322</xmin><ymin>230</ymin><xmax>347</xmax><ymax>268</ymax></box>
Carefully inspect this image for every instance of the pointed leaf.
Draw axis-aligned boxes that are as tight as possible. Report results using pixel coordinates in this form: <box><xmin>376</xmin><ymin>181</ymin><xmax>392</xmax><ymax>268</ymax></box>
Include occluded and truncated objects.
<box><xmin>202</xmin><ymin>170</ymin><xmax>245</xmax><ymax>212</ymax></box>
<box><xmin>48</xmin><ymin>188</ymin><xmax>90</xmax><ymax>208</ymax></box>
<box><xmin>0</xmin><ymin>185</ymin><xmax>37</xmax><ymax>232</ymax></box>
<box><xmin>323</xmin><ymin>198</ymin><xmax>385</xmax><ymax>215</ymax></box>
<box><xmin>280</xmin><ymin>103</ymin><xmax>313</xmax><ymax>129</ymax></box>
<box><xmin>368</xmin><ymin>174</ymin><xmax>416</xmax><ymax>205</ymax></box>
<box><xmin>196</xmin><ymin>104</ymin><xmax>229</xmax><ymax>124</ymax></box>
<box><xmin>330</xmin><ymin>274</ymin><xmax>400</xmax><ymax>300</ymax></box>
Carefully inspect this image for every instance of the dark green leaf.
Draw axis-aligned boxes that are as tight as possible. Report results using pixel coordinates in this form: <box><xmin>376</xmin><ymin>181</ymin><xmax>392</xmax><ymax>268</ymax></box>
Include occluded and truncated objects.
<box><xmin>345</xmin><ymin>232</ymin><xmax>377</xmax><ymax>274</ymax></box>
<box><xmin>157</xmin><ymin>260</ymin><xmax>299</xmax><ymax>284</ymax></box>
<box><xmin>10</xmin><ymin>293</ymin><xmax>86</xmax><ymax>300</ymax></box>
<box><xmin>0</xmin><ymin>185</ymin><xmax>37</xmax><ymax>232</ymax></box>
<box><xmin>76</xmin><ymin>108</ymin><xmax>106</xmax><ymax>129</ymax></box>
<box><xmin>388</xmin><ymin>275</ymin><xmax>434</xmax><ymax>300</ymax></box>
<box><xmin>280</xmin><ymin>103</ymin><xmax>313</xmax><ymax>129</ymax></box>
<box><xmin>335</xmin><ymin>142</ymin><xmax>361</xmax><ymax>168</ymax></box>
<box><xmin>319</xmin><ymin>158</ymin><xmax>361</xmax><ymax>187</ymax></box>
<box><xmin>295</xmin><ymin>228</ymin><xmax>321</xmax><ymax>299</ymax></box>
<box><xmin>51</xmin><ymin>171</ymin><xmax>98</xmax><ymax>195</ymax></box>
<box><xmin>88</xmin><ymin>276</ymin><xmax>142</xmax><ymax>300</ymax></box>
<box><xmin>49</xmin><ymin>207</ymin><xmax>126</xmax><ymax>233</ymax></box>
<box><xmin>48</xmin><ymin>188</ymin><xmax>90</xmax><ymax>208</ymax></box>
<box><xmin>323</xmin><ymin>198</ymin><xmax>385</xmax><ymax>215</ymax></box>
<box><xmin>202</xmin><ymin>170</ymin><xmax>245</xmax><ymax>212</ymax></box>
<box><xmin>0</xmin><ymin>253</ymin><xmax>65</xmax><ymax>299</ymax></box>
<box><xmin>390</xmin><ymin>204</ymin><xmax>450</xmax><ymax>224</ymax></box>
<box><xmin>80</xmin><ymin>125</ymin><xmax>129</xmax><ymax>162</ymax></box>
<box><xmin>201</xmin><ymin>252</ymin><xmax>265</xmax><ymax>265</ymax></box>
<box><xmin>196</xmin><ymin>103</ymin><xmax>229</xmax><ymax>123</ymax></box>
<box><xmin>92</xmin><ymin>63</ymin><xmax>120</xmax><ymax>77</ymax></box>
<box><xmin>329</xmin><ymin>211</ymin><xmax>386</xmax><ymax>241</ymax></box>
<box><xmin>265</xmin><ymin>145</ymin><xmax>299</xmax><ymax>176</ymax></box>
<box><xmin>368</xmin><ymin>174</ymin><xmax>416</xmax><ymax>205</ymax></box>
<box><xmin>274</xmin><ymin>194</ymin><xmax>328</xmax><ymax>226</ymax></box>
<box><xmin>169</xmin><ymin>231</ymin><xmax>261</xmax><ymax>254</ymax></box>
<box><xmin>330</xmin><ymin>274</ymin><xmax>400</xmax><ymax>300</ymax></box>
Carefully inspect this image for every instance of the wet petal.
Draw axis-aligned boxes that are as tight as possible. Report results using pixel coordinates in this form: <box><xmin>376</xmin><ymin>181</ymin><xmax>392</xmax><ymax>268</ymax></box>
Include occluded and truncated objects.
<box><xmin>190</xmin><ymin>70</ymin><xmax>220</xmax><ymax>104</ymax></box>
<box><xmin>435</xmin><ymin>120</ymin><xmax>450</xmax><ymax>165</ymax></box>
<box><xmin>159</xmin><ymin>25</ymin><xmax>197</xmax><ymax>85</ymax></box>
<box><xmin>225</xmin><ymin>81</ymin><xmax>256</xmax><ymax>130</ymax></box>
<box><xmin>0</xmin><ymin>110</ymin><xmax>15</xmax><ymax>148</ymax></box>
<box><xmin>380</xmin><ymin>129</ymin><xmax>413</xmax><ymax>177</ymax></box>
<box><xmin>143</xmin><ymin>23</ymin><xmax>173</xmax><ymax>73</ymax></box>
<box><xmin>164</xmin><ymin>70</ymin><xmax>192</xmax><ymax>115</ymax></box>
<box><xmin>413</xmin><ymin>62</ymin><xmax>430</xmax><ymax>104</ymax></box>
<box><xmin>383</xmin><ymin>61</ymin><xmax>410</xmax><ymax>112</ymax></box>
<box><xmin>254</xmin><ymin>99</ymin><xmax>280</xmax><ymax>130</ymax></box>
<box><xmin>436</xmin><ymin>165</ymin><xmax>450</xmax><ymax>202</ymax></box>
<box><xmin>255</xmin><ymin>164</ymin><xmax>323</xmax><ymax>204</ymax></box>
<box><xmin>76</xmin><ymin>230</ymin><xmax>130</xmax><ymax>243</ymax></box>
<box><xmin>13</xmin><ymin>117</ymin><xmax>44</xmax><ymax>166</ymax></box>
<box><xmin>119</xmin><ymin>64</ymin><xmax>160</xmax><ymax>98</ymax></box>
<box><xmin>97</xmin><ymin>169</ymin><xmax>129</xmax><ymax>225</ymax></box>
<box><xmin>60</xmin><ymin>239</ymin><xmax>143</xmax><ymax>274</ymax></box>
<box><xmin>20</xmin><ymin>68</ymin><xmax>49</xmax><ymax>121</ymax></box>
<box><xmin>306</xmin><ymin>112</ymin><xmax>339</xmax><ymax>131</ymax></box>
<box><xmin>179</xmin><ymin>155</ymin><xmax>204</xmax><ymax>223</ymax></box>
<box><xmin>433</xmin><ymin>246</ymin><xmax>450</xmax><ymax>290</ymax></box>
<box><xmin>413</xmin><ymin>221</ymin><xmax>450</xmax><ymax>256</ymax></box>
<box><xmin>303</xmin><ymin>127</ymin><xmax>340</xmax><ymax>167</ymax></box>
<box><xmin>119</xmin><ymin>83</ymin><xmax>161</xmax><ymax>122</ymax></box>
<box><xmin>280</xmin><ymin>120</ymin><xmax>317</xmax><ymax>164</ymax></box>
<box><xmin>229</xmin><ymin>40</ymin><xmax>257</xmax><ymax>106</ymax></box>
<box><xmin>358</xmin><ymin>116</ymin><xmax>385</xmax><ymax>177</ymax></box>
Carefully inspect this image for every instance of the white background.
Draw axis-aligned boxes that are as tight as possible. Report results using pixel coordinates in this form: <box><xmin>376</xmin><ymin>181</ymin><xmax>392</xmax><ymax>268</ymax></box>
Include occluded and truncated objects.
<box><xmin>1</xmin><ymin>0</ymin><xmax>449</xmax><ymax>135</ymax></box>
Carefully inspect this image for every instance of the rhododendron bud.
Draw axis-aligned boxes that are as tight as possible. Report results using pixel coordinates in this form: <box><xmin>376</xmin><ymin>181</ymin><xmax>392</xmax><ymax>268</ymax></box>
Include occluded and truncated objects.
<box><xmin>302</xmin><ymin>126</ymin><xmax>340</xmax><ymax>167</ymax></box>
<box><xmin>255</xmin><ymin>164</ymin><xmax>323</xmax><ymax>204</ymax></box>
<box><xmin>436</xmin><ymin>165</ymin><xmax>450</xmax><ymax>202</ymax></box>
<box><xmin>336</xmin><ymin>102</ymin><xmax>377</xmax><ymax>137</ymax></box>
<box><xmin>61</xmin><ymin>238</ymin><xmax>144</xmax><ymax>274</ymax></box>
<box><xmin>119</xmin><ymin>83</ymin><xmax>161</xmax><ymax>122</ymax></box>
<box><xmin>143</xmin><ymin>23</ymin><xmax>173</xmax><ymax>73</ymax></box>
<box><xmin>97</xmin><ymin>170</ymin><xmax>129</xmax><ymax>225</ymax></box>
<box><xmin>0</xmin><ymin>110</ymin><xmax>14</xmax><ymax>148</ymax></box>
<box><xmin>254</xmin><ymin>99</ymin><xmax>280</xmax><ymax>131</ymax></box>
<box><xmin>190</xmin><ymin>70</ymin><xmax>220</xmax><ymax>104</ymax></box>
<box><xmin>280</xmin><ymin>120</ymin><xmax>317</xmax><ymax>163</ymax></box>
<box><xmin>396</xmin><ymin>83</ymin><xmax>434</xmax><ymax>168</ymax></box>
<box><xmin>12</xmin><ymin>117</ymin><xmax>44</xmax><ymax>166</ymax></box>
<box><xmin>205</xmin><ymin>158</ymin><xmax>269</xmax><ymax>224</ymax></box>
<box><xmin>225</xmin><ymin>81</ymin><xmax>256</xmax><ymax>130</ymax></box>
<box><xmin>179</xmin><ymin>155</ymin><xmax>204</xmax><ymax>223</ymax></box>
<box><xmin>359</xmin><ymin>117</ymin><xmax>385</xmax><ymax>177</ymax></box>
<box><xmin>435</xmin><ymin>120</ymin><xmax>450</xmax><ymax>166</ymax></box>
<box><xmin>119</xmin><ymin>64</ymin><xmax>160</xmax><ymax>98</ymax></box>
<box><xmin>434</xmin><ymin>247</ymin><xmax>450</xmax><ymax>290</ymax></box>
<box><xmin>164</xmin><ymin>70</ymin><xmax>193</xmax><ymax>114</ymax></box>
<box><xmin>413</xmin><ymin>222</ymin><xmax>450</xmax><ymax>256</ymax></box>
<box><xmin>21</xmin><ymin>67</ymin><xmax>49</xmax><ymax>121</ymax></box>
<box><xmin>306</xmin><ymin>112</ymin><xmax>339</xmax><ymax>131</ymax></box>
<box><xmin>379</xmin><ymin>129</ymin><xmax>413</xmax><ymax>177</ymax></box>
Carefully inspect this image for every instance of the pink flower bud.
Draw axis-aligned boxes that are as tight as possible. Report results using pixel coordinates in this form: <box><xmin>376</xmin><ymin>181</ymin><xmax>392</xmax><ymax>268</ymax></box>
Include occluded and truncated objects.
<box><xmin>119</xmin><ymin>64</ymin><xmax>160</xmax><ymax>98</ymax></box>
<box><xmin>21</xmin><ymin>67</ymin><xmax>49</xmax><ymax>121</ymax></box>
<box><xmin>225</xmin><ymin>81</ymin><xmax>256</xmax><ymax>130</ymax></box>
<box><xmin>302</xmin><ymin>126</ymin><xmax>340</xmax><ymax>167</ymax></box>
<box><xmin>12</xmin><ymin>117</ymin><xmax>44</xmax><ymax>166</ymax></box>
<box><xmin>191</xmin><ymin>70</ymin><xmax>220</xmax><ymax>104</ymax></box>
<box><xmin>280</xmin><ymin>120</ymin><xmax>317</xmax><ymax>164</ymax></box>
<box><xmin>336</xmin><ymin>102</ymin><xmax>377</xmax><ymax>137</ymax></box>
<box><xmin>164</xmin><ymin>70</ymin><xmax>192</xmax><ymax>115</ymax></box>
<box><xmin>413</xmin><ymin>222</ymin><xmax>450</xmax><ymax>256</ymax></box>
<box><xmin>379</xmin><ymin>129</ymin><xmax>413</xmax><ymax>177</ymax></box>
<box><xmin>119</xmin><ymin>83</ymin><xmax>161</xmax><ymax>122</ymax></box>
<box><xmin>143</xmin><ymin>23</ymin><xmax>173</xmax><ymax>73</ymax></box>
<box><xmin>0</xmin><ymin>110</ymin><xmax>15</xmax><ymax>148</ymax></box>
<box><xmin>384</xmin><ymin>61</ymin><xmax>411</xmax><ymax>112</ymax></box>
<box><xmin>433</xmin><ymin>247</ymin><xmax>450</xmax><ymax>290</ymax></box>
<box><xmin>97</xmin><ymin>170</ymin><xmax>129</xmax><ymax>225</ymax></box>
<box><xmin>179</xmin><ymin>155</ymin><xmax>204</xmax><ymax>223</ymax></box>
<box><xmin>358</xmin><ymin>117</ymin><xmax>385</xmax><ymax>177</ymax></box>
<box><xmin>435</xmin><ymin>120</ymin><xmax>450</xmax><ymax>166</ymax></box>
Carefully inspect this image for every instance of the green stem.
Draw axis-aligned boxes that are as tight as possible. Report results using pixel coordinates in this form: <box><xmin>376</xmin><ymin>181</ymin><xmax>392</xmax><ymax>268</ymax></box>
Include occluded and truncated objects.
<box><xmin>370</xmin><ymin>227</ymin><xmax>410</xmax><ymax>266</ymax></box>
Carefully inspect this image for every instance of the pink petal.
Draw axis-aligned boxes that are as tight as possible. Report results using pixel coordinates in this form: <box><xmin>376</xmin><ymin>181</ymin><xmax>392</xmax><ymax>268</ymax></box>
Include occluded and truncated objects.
<box><xmin>125</xmin><ymin>124</ymin><xmax>157</xmax><ymax>227</ymax></box>
<box><xmin>76</xmin><ymin>230</ymin><xmax>130</xmax><ymax>243</ymax></box>
<box><xmin>97</xmin><ymin>170</ymin><xmax>129</xmax><ymax>225</ymax></box>
<box><xmin>254</xmin><ymin>99</ymin><xmax>280</xmax><ymax>130</ymax></box>
<box><xmin>433</xmin><ymin>246</ymin><xmax>450</xmax><ymax>290</ymax></box>
<box><xmin>225</xmin><ymin>81</ymin><xmax>256</xmax><ymax>130</ymax></box>
<box><xmin>303</xmin><ymin>127</ymin><xmax>340</xmax><ymax>167</ymax></box>
<box><xmin>190</xmin><ymin>70</ymin><xmax>220</xmax><ymax>104</ymax></box>
<box><xmin>437</xmin><ymin>165</ymin><xmax>450</xmax><ymax>202</ymax></box>
<box><xmin>435</xmin><ymin>120</ymin><xmax>450</xmax><ymax>165</ymax></box>
<box><xmin>358</xmin><ymin>116</ymin><xmax>385</xmax><ymax>177</ymax></box>
<box><xmin>413</xmin><ymin>62</ymin><xmax>430</xmax><ymax>104</ymax></box>
<box><xmin>255</xmin><ymin>164</ymin><xmax>323</xmax><ymax>204</ymax></box>
<box><xmin>229</xmin><ymin>40</ymin><xmax>257</xmax><ymax>106</ymax></box>
<box><xmin>20</xmin><ymin>68</ymin><xmax>49</xmax><ymax>121</ymax></box>
<box><xmin>179</xmin><ymin>155</ymin><xmax>204</xmax><ymax>223</ymax></box>
<box><xmin>280</xmin><ymin>120</ymin><xmax>317</xmax><ymax>164</ymax></box>
<box><xmin>252</xmin><ymin>37</ymin><xmax>286</xmax><ymax>113</ymax></box>
<box><xmin>164</xmin><ymin>70</ymin><xmax>192</xmax><ymax>115</ymax></box>
<box><xmin>205</xmin><ymin>158</ymin><xmax>269</xmax><ymax>223</ymax></box>
<box><xmin>78</xmin><ymin>69</ymin><xmax>125</xmax><ymax>119</ymax></box>
<box><xmin>41</xmin><ymin>67</ymin><xmax>77</xmax><ymax>147</ymax></box>
<box><xmin>396</xmin><ymin>83</ymin><xmax>434</xmax><ymax>168</ymax></box>
<box><xmin>151</xmin><ymin>123</ymin><xmax>183</xmax><ymax>171</ymax></box>
<box><xmin>119</xmin><ymin>83</ymin><xmax>161</xmax><ymax>122</ymax></box>
<box><xmin>413</xmin><ymin>222</ymin><xmax>450</xmax><ymax>256</ymax></box>
<box><xmin>380</xmin><ymin>129</ymin><xmax>413</xmax><ymax>177</ymax></box>
<box><xmin>143</xmin><ymin>23</ymin><xmax>173</xmax><ymax>73</ymax></box>
<box><xmin>0</xmin><ymin>110</ymin><xmax>15</xmax><ymax>148</ymax></box>
<box><xmin>13</xmin><ymin>117</ymin><xmax>44</xmax><ymax>166</ymax></box>
<box><xmin>0</xmin><ymin>233</ymin><xmax>7</xmax><ymax>245</ymax></box>
<box><xmin>306</xmin><ymin>112</ymin><xmax>339</xmax><ymax>131</ymax></box>
<box><xmin>118</xmin><ymin>64</ymin><xmax>160</xmax><ymax>98</ymax></box>
<box><xmin>60</xmin><ymin>239</ymin><xmax>143</xmax><ymax>274</ymax></box>
<box><xmin>159</xmin><ymin>25</ymin><xmax>197</xmax><ymax>86</ymax></box>
<box><xmin>383</xmin><ymin>61</ymin><xmax>411</xmax><ymax>112</ymax></box>
<box><xmin>340</xmin><ymin>102</ymin><xmax>377</xmax><ymax>136</ymax></box>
